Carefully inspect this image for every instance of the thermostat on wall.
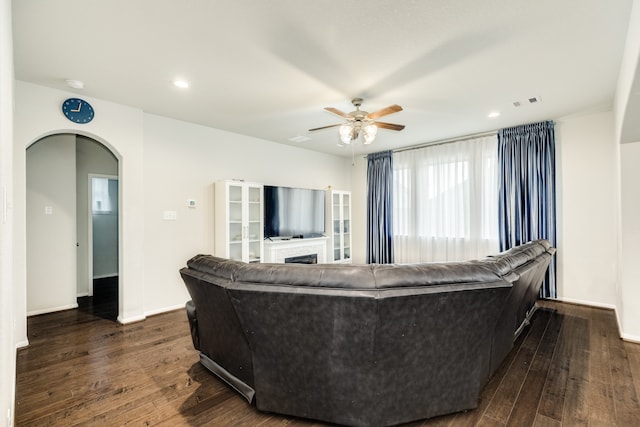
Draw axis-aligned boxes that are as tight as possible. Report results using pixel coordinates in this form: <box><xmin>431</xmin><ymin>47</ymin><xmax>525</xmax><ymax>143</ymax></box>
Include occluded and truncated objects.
<box><xmin>187</xmin><ymin>199</ymin><xmax>196</xmax><ymax>208</ymax></box>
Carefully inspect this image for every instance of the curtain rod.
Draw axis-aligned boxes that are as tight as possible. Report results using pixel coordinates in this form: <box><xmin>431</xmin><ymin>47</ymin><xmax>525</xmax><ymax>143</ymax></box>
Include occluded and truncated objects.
<box><xmin>391</xmin><ymin>130</ymin><xmax>498</xmax><ymax>154</ymax></box>
<box><xmin>364</xmin><ymin>119</ymin><xmax>555</xmax><ymax>158</ymax></box>
<box><xmin>362</xmin><ymin>129</ymin><xmax>498</xmax><ymax>159</ymax></box>
<box><xmin>388</xmin><ymin>119</ymin><xmax>555</xmax><ymax>155</ymax></box>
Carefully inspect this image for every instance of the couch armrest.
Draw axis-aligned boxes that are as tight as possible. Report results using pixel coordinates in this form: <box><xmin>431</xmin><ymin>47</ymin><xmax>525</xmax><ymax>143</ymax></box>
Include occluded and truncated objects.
<box><xmin>185</xmin><ymin>300</ymin><xmax>200</xmax><ymax>351</ymax></box>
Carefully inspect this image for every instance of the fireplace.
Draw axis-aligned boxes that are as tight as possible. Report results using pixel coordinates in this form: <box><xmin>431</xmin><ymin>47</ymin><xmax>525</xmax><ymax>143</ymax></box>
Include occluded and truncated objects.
<box><xmin>263</xmin><ymin>236</ymin><xmax>328</xmax><ymax>263</ymax></box>
<box><xmin>285</xmin><ymin>254</ymin><xmax>318</xmax><ymax>264</ymax></box>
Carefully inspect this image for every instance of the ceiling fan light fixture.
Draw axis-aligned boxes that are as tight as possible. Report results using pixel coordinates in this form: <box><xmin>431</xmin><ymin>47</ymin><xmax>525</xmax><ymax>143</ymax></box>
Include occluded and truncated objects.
<box><xmin>363</xmin><ymin>124</ymin><xmax>378</xmax><ymax>144</ymax></box>
<box><xmin>310</xmin><ymin>98</ymin><xmax>404</xmax><ymax>147</ymax></box>
<box><xmin>339</xmin><ymin>124</ymin><xmax>353</xmax><ymax>144</ymax></box>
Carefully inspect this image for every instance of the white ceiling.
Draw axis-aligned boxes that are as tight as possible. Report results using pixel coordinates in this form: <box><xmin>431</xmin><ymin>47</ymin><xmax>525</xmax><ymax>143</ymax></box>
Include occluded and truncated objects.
<box><xmin>12</xmin><ymin>0</ymin><xmax>635</xmax><ymax>157</ymax></box>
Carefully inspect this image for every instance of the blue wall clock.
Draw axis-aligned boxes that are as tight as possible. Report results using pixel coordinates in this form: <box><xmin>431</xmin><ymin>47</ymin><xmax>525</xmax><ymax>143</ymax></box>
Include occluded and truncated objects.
<box><xmin>61</xmin><ymin>98</ymin><xmax>95</xmax><ymax>124</ymax></box>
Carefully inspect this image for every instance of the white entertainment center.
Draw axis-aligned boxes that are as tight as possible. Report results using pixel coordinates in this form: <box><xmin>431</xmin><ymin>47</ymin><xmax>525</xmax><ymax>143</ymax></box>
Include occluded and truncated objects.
<box><xmin>214</xmin><ymin>180</ymin><xmax>350</xmax><ymax>264</ymax></box>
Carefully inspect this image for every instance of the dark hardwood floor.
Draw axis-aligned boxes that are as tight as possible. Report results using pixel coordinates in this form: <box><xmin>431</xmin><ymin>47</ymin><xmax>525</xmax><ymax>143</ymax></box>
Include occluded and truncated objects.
<box><xmin>15</xmin><ymin>300</ymin><xmax>640</xmax><ymax>426</ymax></box>
<box><xmin>77</xmin><ymin>276</ymin><xmax>119</xmax><ymax>321</ymax></box>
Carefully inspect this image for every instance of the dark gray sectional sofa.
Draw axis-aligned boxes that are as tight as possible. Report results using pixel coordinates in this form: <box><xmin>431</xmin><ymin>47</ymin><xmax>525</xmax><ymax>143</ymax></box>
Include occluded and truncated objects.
<box><xmin>180</xmin><ymin>240</ymin><xmax>555</xmax><ymax>427</ymax></box>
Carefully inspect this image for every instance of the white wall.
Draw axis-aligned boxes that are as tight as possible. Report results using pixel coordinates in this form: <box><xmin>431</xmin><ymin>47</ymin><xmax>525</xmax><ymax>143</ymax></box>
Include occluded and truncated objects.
<box><xmin>1</xmin><ymin>0</ymin><xmax>15</xmax><ymax>423</ymax></box>
<box><xmin>13</xmin><ymin>82</ymin><xmax>352</xmax><ymax>332</ymax></box>
<box><xmin>615</xmin><ymin>0</ymin><xmax>640</xmax><ymax>143</ymax></box>
<box><xmin>555</xmin><ymin>111</ymin><xmax>618</xmax><ymax>307</ymax></box>
<box><xmin>615</xmin><ymin>0</ymin><xmax>640</xmax><ymax>342</ymax></box>
<box><xmin>619</xmin><ymin>141</ymin><xmax>640</xmax><ymax>340</ymax></box>
<box><xmin>26</xmin><ymin>135</ymin><xmax>77</xmax><ymax>315</ymax></box>
<box><xmin>14</xmin><ymin>81</ymin><xmax>145</xmax><ymax>328</ymax></box>
<box><xmin>349</xmin><ymin>155</ymin><xmax>368</xmax><ymax>264</ymax></box>
<box><xmin>141</xmin><ymin>113</ymin><xmax>352</xmax><ymax>314</ymax></box>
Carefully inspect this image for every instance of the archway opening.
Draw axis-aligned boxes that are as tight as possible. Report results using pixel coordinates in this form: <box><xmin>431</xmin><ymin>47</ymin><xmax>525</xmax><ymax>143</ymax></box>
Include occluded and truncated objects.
<box><xmin>26</xmin><ymin>133</ymin><xmax>120</xmax><ymax>320</ymax></box>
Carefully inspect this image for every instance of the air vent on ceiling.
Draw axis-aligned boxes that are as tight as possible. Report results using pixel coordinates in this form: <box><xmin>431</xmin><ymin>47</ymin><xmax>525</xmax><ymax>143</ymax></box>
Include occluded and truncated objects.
<box><xmin>513</xmin><ymin>96</ymin><xmax>542</xmax><ymax>107</ymax></box>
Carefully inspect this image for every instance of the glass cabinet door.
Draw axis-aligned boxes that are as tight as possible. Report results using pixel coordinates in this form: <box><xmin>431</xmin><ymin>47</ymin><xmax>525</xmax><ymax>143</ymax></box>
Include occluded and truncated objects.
<box><xmin>246</xmin><ymin>184</ymin><xmax>263</xmax><ymax>263</ymax></box>
<box><xmin>330</xmin><ymin>190</ymin><xmax>352</xmax><ymax>263</ymax></box>
<box><xmin>215</xmin><ymin>181</ymin><xmax>264</xmax><ymax>263</ymax></box>
<box><xmin>333</xmin><ymin>193</ymin><xmax>341</xmax><ymax>261</ymax></box>
<box><xmin>227</xmin><ymin>183</ymin><xmax>244</xmax><ymax>261</ymax></box>
<box><xmin>342</xmin><ymin>193</ymin><xmax>351</xmax><ymax>261</ymax></box>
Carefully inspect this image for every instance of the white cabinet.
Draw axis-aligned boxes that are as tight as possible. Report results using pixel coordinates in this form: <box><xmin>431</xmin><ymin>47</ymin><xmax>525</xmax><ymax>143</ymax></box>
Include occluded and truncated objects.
<box><xmin>215</xmin><ymin>180</ymin><xmax>263</xmax><ymax>263</ymax></box>
<box><xmin>328</xmin><ymin>190</ymin><xmax>352</xmax><ymax>263</ymax></box>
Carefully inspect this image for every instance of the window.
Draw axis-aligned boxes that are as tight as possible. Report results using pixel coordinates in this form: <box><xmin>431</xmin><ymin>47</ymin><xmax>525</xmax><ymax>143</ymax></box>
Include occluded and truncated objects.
<box><xmin>392</xmin><ymin>135</ymin><xmax>499</xmax><ymax>262</ymax></box>
<box><xmin>92</xmin><ymin>177</ymin><xmax>116</xmax><ymax>214</ymax></box>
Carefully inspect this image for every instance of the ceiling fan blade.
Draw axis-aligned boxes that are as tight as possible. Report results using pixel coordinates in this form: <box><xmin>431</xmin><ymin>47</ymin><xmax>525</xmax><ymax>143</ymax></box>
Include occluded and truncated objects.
<box><xmin>374</xmin><ymin>121</ymin><xmax>405</xmax><ymax>131</ymax></box>
<box><xmin>325</xmin><ymin>107</ymin><xmax>351</xmax><ymax>118</ymax></box>
<box><xmin>308</xmin><ymin>123</ymin><xmax>342</xmax><ymax>132</ymax></box>
<box><xmin>367</xmin><ymin>104</ymin><xmax>403</xmax><ymax>120</ymax></box>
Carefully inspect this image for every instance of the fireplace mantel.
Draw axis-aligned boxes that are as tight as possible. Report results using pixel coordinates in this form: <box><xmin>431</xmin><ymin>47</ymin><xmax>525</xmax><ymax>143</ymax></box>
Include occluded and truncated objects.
<box><xmin>263</xmin><ymin>237</ymin><xmax>328</xmax><ymax>264</ymax></box>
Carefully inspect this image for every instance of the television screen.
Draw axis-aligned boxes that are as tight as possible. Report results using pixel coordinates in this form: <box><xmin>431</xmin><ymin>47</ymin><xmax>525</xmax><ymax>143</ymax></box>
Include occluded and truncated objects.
<box><xmin>264</xmin><ymin>186</ymin><xmax>325</xmax><ymax>238</ymax></box>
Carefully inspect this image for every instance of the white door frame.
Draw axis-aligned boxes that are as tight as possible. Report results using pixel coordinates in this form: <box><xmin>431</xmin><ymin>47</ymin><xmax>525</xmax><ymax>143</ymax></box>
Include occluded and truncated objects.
<box><xmin>88</xmin><ymin>173</ymin><xmax>118</xmax><ymax>296</ymax></box>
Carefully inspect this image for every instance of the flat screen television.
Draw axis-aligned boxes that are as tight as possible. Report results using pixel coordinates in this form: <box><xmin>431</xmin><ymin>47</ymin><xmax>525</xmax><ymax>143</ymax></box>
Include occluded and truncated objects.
<box><xmin>264</xmin><ymin>185</ymin><xmax>325</xmax><ymax>238</ymax></box>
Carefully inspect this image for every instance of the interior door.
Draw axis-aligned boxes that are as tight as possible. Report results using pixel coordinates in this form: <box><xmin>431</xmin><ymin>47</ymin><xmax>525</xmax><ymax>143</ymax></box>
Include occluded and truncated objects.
<box><xmin>89</xmin><ymin>175</ymin><xmax>119</xmax><ymax>294</ymax></box>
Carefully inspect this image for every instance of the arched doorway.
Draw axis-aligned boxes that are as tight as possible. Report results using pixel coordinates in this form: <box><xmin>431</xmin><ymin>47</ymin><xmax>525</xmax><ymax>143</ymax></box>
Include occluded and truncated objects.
<box><xmin>26</xmin><ymin>133</ymin><xmax>120</xmax><ymax>320</ymax></box>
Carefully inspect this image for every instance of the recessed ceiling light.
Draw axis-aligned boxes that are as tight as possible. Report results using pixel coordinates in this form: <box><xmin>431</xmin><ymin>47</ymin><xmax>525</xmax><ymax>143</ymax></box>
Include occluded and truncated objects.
<box><xmin>65</xmin><ymin>79</ymin><xmax>84</xmax><ymax>89</ymax></box>
<box><xmin>488</xmin><ymin>111</ymin><xmax>501</xmax><ymax>118</ymax></box>
<box><xmin>173</xmin><ymin>79</ymin><xmax>189</xmax><ymax>89</ymax></box>
<box><xmin>288</xmin><ymin>135</ymin><xmax>311</xmax><ymax>143</ymax></box>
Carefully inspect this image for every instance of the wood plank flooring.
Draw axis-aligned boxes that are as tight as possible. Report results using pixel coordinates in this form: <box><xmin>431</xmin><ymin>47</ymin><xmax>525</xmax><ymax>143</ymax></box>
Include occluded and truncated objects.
<box><xmin>81</xmin><ymin>276</ymin><xmax>119</xmax><ymax>321</ymax></box>
<box><xmin>15</xmin><ymin>300</ymin><xmax>640</xmax><ymax>426</ymax></box>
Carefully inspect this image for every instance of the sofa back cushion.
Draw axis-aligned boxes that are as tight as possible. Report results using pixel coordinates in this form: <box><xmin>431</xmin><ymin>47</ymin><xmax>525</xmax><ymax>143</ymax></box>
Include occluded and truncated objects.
<box><xmin>235</xmin><ymin>262</ymin><xmax>376</xmax><ymax>289</ymax></box>
<box><xmin>186</xmin><ymin>256</ymin><xmax>515</xmax><ymax>291</ymax></box>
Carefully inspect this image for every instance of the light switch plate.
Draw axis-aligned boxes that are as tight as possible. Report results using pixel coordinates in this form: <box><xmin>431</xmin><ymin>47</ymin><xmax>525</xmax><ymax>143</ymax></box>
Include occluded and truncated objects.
<box><xmin>163</xmin><ymin>210</ymin><xmax>177</xmax><ymax>220</ymax></box>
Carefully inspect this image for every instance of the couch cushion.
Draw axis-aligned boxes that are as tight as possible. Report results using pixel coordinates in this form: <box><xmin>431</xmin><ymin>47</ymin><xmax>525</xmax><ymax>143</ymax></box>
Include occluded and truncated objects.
<box><xmin>234</xmin><ymin>262</ymin><xmax>376</xmax><ymax>289</ymax></box>
<box><xmin>486</xmin><ymin>240</ymin><xmax>547</xmax><ymax>269</ymax></box>
<box><xmin>186</xmin><ymin>254</ymin><xmax>240</xmax><ymax>280</ymax></box>
<box><xmin>371</xmin><ymin>262</ymin><xmax>507</xmax><ymax>289</ymax></box>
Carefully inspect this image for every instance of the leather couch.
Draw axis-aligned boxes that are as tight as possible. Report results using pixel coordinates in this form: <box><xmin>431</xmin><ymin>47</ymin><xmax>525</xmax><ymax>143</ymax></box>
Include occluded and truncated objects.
<box><xmin>180</xmin><ymin>240</ymin><xmax>555</xmax><ymax>427</ymax></box>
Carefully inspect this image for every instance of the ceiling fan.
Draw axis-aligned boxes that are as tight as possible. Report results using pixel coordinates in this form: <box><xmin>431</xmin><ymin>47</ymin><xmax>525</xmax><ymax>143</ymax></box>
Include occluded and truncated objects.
<box><xmin>309</xmin><ymin>98</ymin><xmax>405</xmax><ymax>145</ymax></box>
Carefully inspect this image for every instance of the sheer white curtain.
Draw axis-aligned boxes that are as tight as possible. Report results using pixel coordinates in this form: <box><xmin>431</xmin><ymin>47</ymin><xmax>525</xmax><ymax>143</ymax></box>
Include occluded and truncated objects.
<box><xmin>393</xmin><ymin>135</ymin><xmax>499</xmax><ymax>263</ymax></box>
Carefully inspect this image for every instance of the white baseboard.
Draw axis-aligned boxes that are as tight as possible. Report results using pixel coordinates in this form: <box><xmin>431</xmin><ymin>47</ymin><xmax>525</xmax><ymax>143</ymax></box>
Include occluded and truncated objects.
<box><xmin>555</xmin><ymin>296</ymin><xmax>616</xmax><ymax>311</ymax></box>
<box><xmin>614</xmin><ymin>307</ymin><xmax>624</xmax><ymax>341</ymax></box>
<box><xmin>553</xmin><ymin>297</ymin><xmax>640</xmax><ymax>343</ymax></box>
<box><xmin>94</xmin><ymin>301</ymin><xmax>188</xmax><ymax>325</ymax></box>
<box><xmin>622</xmin><ymin>333</ymin><xmax>640</xmax><ymax>344</ymax></box>
<box><xmin>117</xmin><ymin>314</ymin><xmax>146</xmax><ymax>324</ymax></box>
<box><xmin>27</xmin><ymin>303</ymin><xmax>78</xmax><ymax>317</ymax></box>
<box><xmin>76</xmin><ymin>292</ymin><xmax>89</xmax><ymax>297</ymax></box>
<box><xmin>115</xmin><ymin>304</ymin><xmax>185</xmax><ymax>324</ymax></box>
<box><xmin>145</xmin><ymin>304</ymin><xmax>185</xmax><ymax>317</ymax></box>
<box><xmin>15</xmin><ymin>339</ymin><xmax>29</xmax><ymax>349</ymax></box>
